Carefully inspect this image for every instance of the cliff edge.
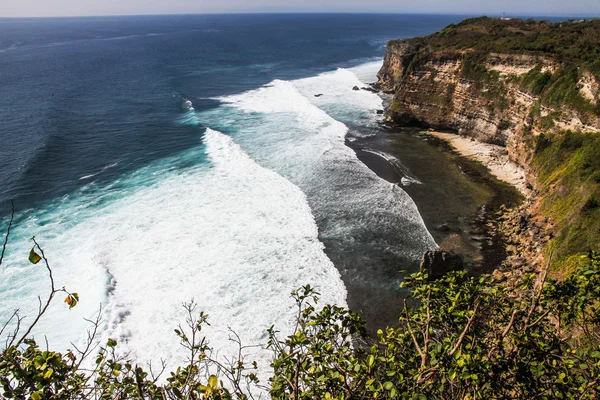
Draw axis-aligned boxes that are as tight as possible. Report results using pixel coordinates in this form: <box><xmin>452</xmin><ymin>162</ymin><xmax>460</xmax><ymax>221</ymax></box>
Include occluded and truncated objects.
<box><xmin>378</xmin><ymin>17</ymin><xmax>600</xmax><ymax>275</ymax></box>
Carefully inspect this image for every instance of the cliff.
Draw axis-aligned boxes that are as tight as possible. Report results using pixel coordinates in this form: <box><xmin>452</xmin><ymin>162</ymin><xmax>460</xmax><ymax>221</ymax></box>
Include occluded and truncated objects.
<box><xmin>378</xmin><ymin>17</ymin><xmax>600</xmax><ymax>274</ymax></box>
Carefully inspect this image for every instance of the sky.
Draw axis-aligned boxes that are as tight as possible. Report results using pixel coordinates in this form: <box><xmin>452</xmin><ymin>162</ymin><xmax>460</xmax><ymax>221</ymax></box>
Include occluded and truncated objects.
<box><xmin>1</xmin><ymin>0</ymin><xmax>600</xmax><ymax>18</ymax></box>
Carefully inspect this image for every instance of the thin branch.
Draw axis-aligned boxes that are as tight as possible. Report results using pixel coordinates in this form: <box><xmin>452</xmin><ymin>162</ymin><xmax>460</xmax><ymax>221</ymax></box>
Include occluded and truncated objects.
<box><xmin>149</xmin><ymin>359</ymin><xmax>167</xmax><ymax>384</ymax></box>
<box><xmin>0</xmin><ymin>200</ymin><xmax>15</xmax><ymax>269</ymax></box>
<box><xmin>579</xmin><ymin>377</ymin><xmax>600</xmax><ymax>400</ymax></box>
<box><xmin>404</xmin><ymin>299</ymin><xmax>424</xmax><ymax>359</ymax></box>
<box><xmin>502</xmin><ymin>309</ymin><xmax>518</xmax><ymax>339</ymax></box>
<box><xmin>525</xmin><ymin>309</ymin><xmax>551</xmax><ymax>331</ymax></box>
<box><xmin>14</xmin><ymin>238</ymin><xmax>61</xmax><ymax>347</ymax></box>
<box><xmin>524</xmin><ymin>253</ymin><xmax>552</xmax><ymax>327</ymax></box>
<box><xmin>73</xmin><ymin>307</ymin><xmax>103</xmax><ymax>370</ymax></box>
<box><xmin>0</xmin><ymin>309</ymin><xmax>19</xmax><ymax>338</ymax></box>
<box><xmin>487</xmin><ymin>309</ymin><xmax>518</xmax><ymax>361</ymax></box>
<box><xmin>135</xmin><ymin>366</ymin><xmax>146</xmax><ymax>399</ymax></box>
<box><xmin>422</xmin><ymin>289</ymin><xmax>432</xmax><ymax>368</ymax></box>
<box><xmin>449</xmin><ymin>301</ymin><xmax>479</xmax><ymax>358</ymax></box>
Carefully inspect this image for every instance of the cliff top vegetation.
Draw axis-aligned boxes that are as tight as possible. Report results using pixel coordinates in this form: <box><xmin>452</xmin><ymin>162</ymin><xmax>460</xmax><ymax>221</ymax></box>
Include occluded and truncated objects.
<box><xmin>392</xmin><ymin>17</ymin><xmax>600</xmax><ymax>79</ymax></box>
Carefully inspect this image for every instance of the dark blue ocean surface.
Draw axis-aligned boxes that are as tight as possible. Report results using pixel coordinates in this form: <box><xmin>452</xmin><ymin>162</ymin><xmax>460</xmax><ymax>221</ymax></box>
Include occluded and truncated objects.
<box><xmin>0</xmin><ymin>14</ymin><xmax>469</xmax><ymax>214</ymax></box>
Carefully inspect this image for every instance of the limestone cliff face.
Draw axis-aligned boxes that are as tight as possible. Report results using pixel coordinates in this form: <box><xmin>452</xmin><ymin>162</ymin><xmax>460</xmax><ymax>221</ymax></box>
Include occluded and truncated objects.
<box><xmin>377</xmin><ymin>37</ymin><xmax>600</xmax><ymax>173</ymax></box>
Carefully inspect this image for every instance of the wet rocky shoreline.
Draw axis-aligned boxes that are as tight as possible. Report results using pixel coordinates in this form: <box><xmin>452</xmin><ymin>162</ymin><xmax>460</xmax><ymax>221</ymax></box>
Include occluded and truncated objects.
<box><xmin>347</xmin><ymin>125</ymin><xmax>524</xmax><ymax>279</ymax></box>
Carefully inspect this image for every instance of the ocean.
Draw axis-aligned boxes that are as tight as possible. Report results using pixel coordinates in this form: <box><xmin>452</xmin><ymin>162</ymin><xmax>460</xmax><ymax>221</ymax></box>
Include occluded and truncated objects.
<box><xmin>0</xmin><ymin>14</ymin><xmax>468</xmax><ymax>379</ymax></box>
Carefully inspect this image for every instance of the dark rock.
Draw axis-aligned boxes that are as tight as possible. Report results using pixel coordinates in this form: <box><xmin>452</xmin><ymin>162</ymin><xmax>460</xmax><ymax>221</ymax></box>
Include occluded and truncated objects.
<box><xmin>376</xmin><ymin>109</ymin><xmax>384</xmax><ymax>115</ymax></box>
<box><xmin>361</xmin><ymin>86</ymin><xmax>378</xmax><ymax>93</ymax></box>
<box><xmin>519</xmin><ymin>215</ymin><xmax>528</xmax><ymax>230</ymax></box>
<box><xmin>420</xmin><ymin>249</ymin><xmax>464</xmax><ymax>279</ymax></box>
<box><xmin>314</xmin><ymin>93</ymin><xmax>323</xmax><ymax>97</ymax></box>
<box><xmin>437</xmin><ymin>224</ymin><xmax>451</xmax><ymax>232</ymax></box>
<box><xmin>352</xmin><ymin>86</ymin><xmax>360</xmax><ymax>91</ymax></box>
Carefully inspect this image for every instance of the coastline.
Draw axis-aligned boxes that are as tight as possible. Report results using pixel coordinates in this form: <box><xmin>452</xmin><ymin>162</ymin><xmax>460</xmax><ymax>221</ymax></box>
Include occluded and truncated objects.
<box><xmin>347</xmin><ymin>125</ymin><xmax>524</xmax><ymax>279</ymax></box>
<box><xmin>421</xmin><ymin>131</ymin><xmax>531</xmax><ymax>196</ymax></box>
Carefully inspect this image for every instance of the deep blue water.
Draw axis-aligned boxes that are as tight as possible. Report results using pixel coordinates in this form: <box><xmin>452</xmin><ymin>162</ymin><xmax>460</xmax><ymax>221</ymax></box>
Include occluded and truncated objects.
<box><xmin>0</xmin><ymin>14</ymin><xmax>471</xmax><ymax>215</ymax></box>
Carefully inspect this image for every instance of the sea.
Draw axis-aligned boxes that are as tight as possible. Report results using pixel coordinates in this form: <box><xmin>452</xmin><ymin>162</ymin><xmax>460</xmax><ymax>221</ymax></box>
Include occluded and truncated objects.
<box><xmin>0</xmin><ymin>13</ymin><xmax>479</xmax><ymax>381</ymax></box>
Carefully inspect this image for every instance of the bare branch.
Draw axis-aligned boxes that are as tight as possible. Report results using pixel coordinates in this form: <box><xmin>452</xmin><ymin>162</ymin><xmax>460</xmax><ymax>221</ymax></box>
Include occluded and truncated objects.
<box><xmin>422</xmin><ymin>289</ymin><xmax>432</xmax><ymax>368</ymax></box>
<box><xmin>0</xmin><ymin>200</ymin><xmax>15</xmax><ymax>269</ymax></box>
<box><xmin>524</xmin><ymin>252</ymin><xmax>552</xmax><ymax>327</ymax></box>
<box><xmin>14</xmin><ymin>238</ymin><xmax>62</xmax><ymax>347</ymax></box>
<box><xmin>404</xmin><ymin>299</ymin><xmax>424</xmax><ymax>359</ymax></box>
<box><xmin>0</xmin><ymin>309</ymin><xmax>19</xmax><ymax>338</ymax></box>
<box><xmin>449</xmin><ymin>301</ymin><xmax>479</xmax><ymax>358</ymax></box>
<box><xmin>73</xmin><ymin>307</ymin><xmax>103</xmax><ymax>370</ymax></box>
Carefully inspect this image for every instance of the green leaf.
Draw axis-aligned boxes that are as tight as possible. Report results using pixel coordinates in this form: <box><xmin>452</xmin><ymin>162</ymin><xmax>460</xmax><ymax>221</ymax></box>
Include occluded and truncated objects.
<box><xmin>367</xmin><ymin>355</ymin><xmax>375</xmax><ymax>367</ymax></box>
<box><xmin>29</xmin><ymin>248</ymin><xmax>42</xmax><ymax>264</ymax></box>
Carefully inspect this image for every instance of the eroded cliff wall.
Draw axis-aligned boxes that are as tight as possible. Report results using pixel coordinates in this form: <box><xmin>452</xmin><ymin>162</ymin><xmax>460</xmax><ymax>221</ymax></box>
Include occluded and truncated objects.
<box><xmin>377</xmin><ymin>17</ymin><xmax>600</xmax><ymax>272</ymax></box>
<box><xmin>377</xmin><ymin>18</ymin><xmax>600</xmax><ymax>173</ymax></box>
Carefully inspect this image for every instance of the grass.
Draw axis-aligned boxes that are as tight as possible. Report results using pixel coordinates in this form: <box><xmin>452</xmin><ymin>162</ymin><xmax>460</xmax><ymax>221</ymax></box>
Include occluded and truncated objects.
<box><xmin>532</xmin><ymin>131</ymin><xmax>600</xmax><ymax>272</ymax></box>
<box><xmin>520</xmin><ymin>66</ymin><xmax>553</xmax><ymax>96</ymax></box>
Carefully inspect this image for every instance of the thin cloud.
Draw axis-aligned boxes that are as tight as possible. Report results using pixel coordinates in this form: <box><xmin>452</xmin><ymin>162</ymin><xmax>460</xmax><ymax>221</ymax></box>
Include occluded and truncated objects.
<box><xmin>1</xmin><ymin>0</ymin><xmax>599</xmax><ymax>18</ymax></box>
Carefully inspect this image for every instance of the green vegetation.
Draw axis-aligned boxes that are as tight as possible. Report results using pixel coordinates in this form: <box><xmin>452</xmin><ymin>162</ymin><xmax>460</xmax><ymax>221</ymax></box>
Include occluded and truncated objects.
<box><xmin>385</xmin><ymin>17</ymin><xmax>600</xmax><ymax>277</ymax></box>
<box><xmin>394</xmin><ymin>17</ymin><xmax>600</xmax><ymax>79</ymax></box>
<box><xmin>533</xmin><ymin>131</ymin><xmax>600</xmax><ymax>272</ymax></box>
<box><xmin>2</xmin><ymin>222</ymin><xmax>600</xmax><ymax>398</ymax></box>
<box><xmin>388</xmin><ymin>99</ymin><xmax>405</xmax><ymax>114</ymax></box>
<box><xmin>542</xmin><ymin>66</ymin><xmax>599</xmax><ymax>117</ymax></box>
<box><xmin>529</xmin><ymin>100</ymin><xmax>542</xmax><ymax>119</ymax></box>
<box><xmin>520</xmin><ymin>66</ymin><xmax>553</xmax><ymax>96</ymax></box>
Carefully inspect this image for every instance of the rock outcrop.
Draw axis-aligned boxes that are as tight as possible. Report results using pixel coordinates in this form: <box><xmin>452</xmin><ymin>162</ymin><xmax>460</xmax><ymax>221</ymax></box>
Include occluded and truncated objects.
<box><xmin>420</xmin><ymin>249</ymin><xmax>464</xmax><ymax>279</ymax></box>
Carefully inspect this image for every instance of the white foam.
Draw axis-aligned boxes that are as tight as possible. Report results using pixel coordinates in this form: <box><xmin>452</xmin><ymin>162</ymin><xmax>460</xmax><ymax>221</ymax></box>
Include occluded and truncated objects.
<box><xmin>0</xmin><ymin>129</ymin><xmax>346</xmax><ymax>385</ymax></box>
<box><xmin>212</xmin><ymin>63</ymin><xmax>435</xmax><ymax>264</ymax></box>
<box><xmin>362</xmin><ymin>149</ymin><xmax>423</xmax><ymax>185</ymax></box>
<box><xmin>79</xmin><ymin>173</ymin><xmax>98</xmax><ymax>180</ymax></box>
<box><xmin>348</xmin><ymin>59</ymin><xmax>384</xmax><ymax>84</ymax></box>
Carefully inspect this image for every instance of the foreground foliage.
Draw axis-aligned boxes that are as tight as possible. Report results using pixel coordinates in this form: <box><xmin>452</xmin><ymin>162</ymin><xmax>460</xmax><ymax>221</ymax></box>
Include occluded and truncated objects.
<box><xmin>2</xmin><ymin>219</ymin><xmax>600</xmax><ymax>399</ymax></box>
<box><xmin>268</xmin><ymin>254</ymin><xmax>600</xmax><ymax>399</ymax></box>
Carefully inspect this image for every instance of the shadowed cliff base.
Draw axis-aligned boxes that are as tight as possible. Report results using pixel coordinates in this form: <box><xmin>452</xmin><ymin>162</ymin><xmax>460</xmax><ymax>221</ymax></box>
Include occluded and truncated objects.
<box><xmin>376</xmin><ymin>16</ymin><xmax>600</xmax><ymax>278</ymax></box>
<box><xmin>346</xmin><ymin>126</ymin><xmax>523</xmax><ymax>277</ymax></box>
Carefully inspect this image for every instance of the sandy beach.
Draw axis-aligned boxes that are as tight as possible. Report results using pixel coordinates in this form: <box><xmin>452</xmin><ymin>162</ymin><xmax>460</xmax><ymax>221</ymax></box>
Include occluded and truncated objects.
<box><xmin>422</xmin><ymin>131</ymin><xmax>530</xmax><ymax>195</ymax></box>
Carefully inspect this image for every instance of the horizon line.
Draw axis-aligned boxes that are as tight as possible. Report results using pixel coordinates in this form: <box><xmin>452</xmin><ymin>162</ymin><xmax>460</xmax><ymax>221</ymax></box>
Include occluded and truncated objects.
<box><xmin>1</xmin><ymin>11</ymin><xmax>599</xmax><ymax>20</ymax></box>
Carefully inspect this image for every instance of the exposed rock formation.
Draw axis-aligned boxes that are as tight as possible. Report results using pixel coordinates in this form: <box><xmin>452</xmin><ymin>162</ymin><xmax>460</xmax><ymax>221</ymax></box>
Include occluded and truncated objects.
<box><xmin>420</xmin><ymin>249</ymin><xmax>464</xmax><ymax>279</ymax></box>
<box><xmin>380</xmin><ymin>17</ymin><xmax>600</xmax><ymax>275</ymax></box>
<box><xmin>377</xmin><ymin>18</ymin><xmax>600</xmax><ymax>177</ymax></box>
